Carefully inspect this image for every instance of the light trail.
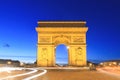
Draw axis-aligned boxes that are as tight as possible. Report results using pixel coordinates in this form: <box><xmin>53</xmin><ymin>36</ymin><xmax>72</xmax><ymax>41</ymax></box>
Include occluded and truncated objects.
<box><xmin>0</xmin><ymin>67</ymin><xmax>23</xmax><ymax>72</ymax></box>
<box><xmin>23</xmin><ymin>69</ymin><xmax>47</xmax><ymax>80</ymax></box>
<box><xmin>0</xmin><ymin>68</ymin><xmax>38</xmax><ymax>80</ymax></box>
<box><xmin>97</xmin><ymin>68</ymin><xmax>120</xmax><ymax>78</ymax></box>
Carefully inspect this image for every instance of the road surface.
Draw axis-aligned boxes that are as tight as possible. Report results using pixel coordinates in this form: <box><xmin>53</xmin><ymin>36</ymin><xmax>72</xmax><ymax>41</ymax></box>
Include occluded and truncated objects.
<box><xmin>0</xmin><ymin>67</ymin><xmax>120</xmax><ymax>80</ymax></box>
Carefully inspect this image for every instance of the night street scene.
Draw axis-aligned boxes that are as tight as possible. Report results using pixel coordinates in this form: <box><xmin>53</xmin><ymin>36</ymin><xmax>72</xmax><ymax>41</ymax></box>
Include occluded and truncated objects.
<box><xmin>0</xmin><ymin>0</ymin><xmax>120</xmax><ymax>80</ymax></box>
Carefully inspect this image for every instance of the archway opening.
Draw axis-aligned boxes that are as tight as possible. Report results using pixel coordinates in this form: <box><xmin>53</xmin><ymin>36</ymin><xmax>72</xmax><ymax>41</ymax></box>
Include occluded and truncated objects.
<box><xmin>55</xmin><ymin>44</ymin><xmax>68</xmax><ymax>66</ymax></box>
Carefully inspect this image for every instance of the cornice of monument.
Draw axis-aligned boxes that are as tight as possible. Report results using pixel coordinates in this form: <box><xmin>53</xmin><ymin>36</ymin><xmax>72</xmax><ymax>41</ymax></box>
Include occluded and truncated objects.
<box><xmin>37</xmin><ymin>21</ymin><xmax>87</xmax><ymax>27</ymax></box>
<box><xmin>37</xmin><ymin>21</ymin><xmax>86</xmax><ymax>23</ymax></box>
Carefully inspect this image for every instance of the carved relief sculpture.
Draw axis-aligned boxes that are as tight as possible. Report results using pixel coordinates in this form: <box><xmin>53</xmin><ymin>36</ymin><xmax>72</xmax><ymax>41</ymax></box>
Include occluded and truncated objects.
<box><xmin>41</xmin><ymin>48</ymin><xmax>48</xmax><ymax>60</ymax></box>
<box><xmin>53</xmin><ymin>35</ymin><xmax>71</xmax><ymax>45</ymax></box>
<box><xmin>75</xmin><ymin>47</ymin><xmax>83</xmax><ymax>61</ymax></box>
<box><xmin>75</xmin><ymin>47</ymin><xmax>84</xmax><ymax>66</ymax></box>
<box><xmin>39</xmin><ymin>37</ymin><xmax>51</xmax><ymax>43</ymax></box>
<box><xmin>73</xmin><ymin>36</ymin><xmax>84</xmax><ymax>43</ymax></box>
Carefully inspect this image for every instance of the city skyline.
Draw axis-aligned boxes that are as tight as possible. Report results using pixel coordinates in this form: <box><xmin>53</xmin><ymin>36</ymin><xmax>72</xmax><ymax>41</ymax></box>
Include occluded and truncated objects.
<box><xmin>0</xmin><ymin>0</ymin><xmax>120</xmax><ymax>63</ymax></box>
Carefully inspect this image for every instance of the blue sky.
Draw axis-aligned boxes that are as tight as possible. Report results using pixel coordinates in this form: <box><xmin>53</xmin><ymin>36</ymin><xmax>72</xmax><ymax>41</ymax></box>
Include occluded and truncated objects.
<box><xmin>0</xmin><ymin>0</ymin><xmax>120</xmax><ymax>63</ymax></box>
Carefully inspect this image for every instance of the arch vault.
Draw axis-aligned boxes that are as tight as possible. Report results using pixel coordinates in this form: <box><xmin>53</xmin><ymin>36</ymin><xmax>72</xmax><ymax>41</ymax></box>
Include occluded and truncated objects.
<box><xmin>36</xmin><ymin>21</ymin><xmax>88</xmax><ymax>67</ymax></box>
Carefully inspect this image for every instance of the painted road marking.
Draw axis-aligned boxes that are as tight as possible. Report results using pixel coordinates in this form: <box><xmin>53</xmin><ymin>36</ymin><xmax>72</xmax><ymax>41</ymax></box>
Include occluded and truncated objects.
<box><xmin>0</xmin><ymin>68</ymin><xmax>38</xmax><ymax>80</ymax></box>
<box><xmin>23</xmin><ymin>69</ymin><xmax>47</xmax><ymax>80</ymax></box>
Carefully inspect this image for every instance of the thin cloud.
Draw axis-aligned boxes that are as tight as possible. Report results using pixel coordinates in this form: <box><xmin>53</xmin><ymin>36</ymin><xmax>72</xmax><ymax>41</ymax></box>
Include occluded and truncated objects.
<box><xmin>3</xmin><ymin>44</ymin><xmax>10</xmax><ymax>48</ymax></box>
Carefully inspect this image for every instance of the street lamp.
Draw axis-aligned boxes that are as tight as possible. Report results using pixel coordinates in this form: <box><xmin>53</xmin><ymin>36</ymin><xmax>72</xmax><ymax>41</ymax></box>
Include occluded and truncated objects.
<box><xmin>67</xmin><ymin>46</ymin><xmax>69</xmax><ymax>49</ymax></box>
<box><xmin>89</xmin><ymin>63</ymin><xmax>92</xmax><ymax>67</ymax></box>
<box><xmin>7</xmin><ymin>61</ymin><xmax>12</xmax><ymax>65</ymax></box>
<box><xmin>113</xmin><ymin>62</ymin><xmax>117</xmax><ymax>65</ymax></box>
<box><xmin>100</xmin><ymin>63</ymin><xmax>103</xmax><ymax>65</ymax></box>
<box><xmin>20</xmin><ymin>62</ymin><xmax>24</xmax><ymax>66</ymax></box>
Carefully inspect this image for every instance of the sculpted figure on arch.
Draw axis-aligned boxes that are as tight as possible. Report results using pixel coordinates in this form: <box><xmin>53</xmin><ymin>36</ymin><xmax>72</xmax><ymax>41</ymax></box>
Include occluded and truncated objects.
<box><xmin>75</xmin><ymin>47</ymin><xmax>83</xmax><ymax>61</ymax></box>
<box><xmin>41</xmin><ymin>48</ymin><xmax>48</xmax><ymax>60</ymax></box>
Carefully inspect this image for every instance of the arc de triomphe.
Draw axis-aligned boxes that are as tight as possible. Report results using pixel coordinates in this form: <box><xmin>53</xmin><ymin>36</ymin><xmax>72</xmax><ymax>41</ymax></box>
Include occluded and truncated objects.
<box><xmin>36</xmin><ymin>21</ymin><xmax>88</xmax><ymax>67</ymax></box>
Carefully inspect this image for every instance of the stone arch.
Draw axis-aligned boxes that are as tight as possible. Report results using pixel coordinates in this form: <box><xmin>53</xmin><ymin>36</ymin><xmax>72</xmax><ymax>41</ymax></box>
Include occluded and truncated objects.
<box><xmin>53</xmin><ymin>35</ymin><xmax>71</xmax><ymax>66</ymax></box>
<box><xmin>53</xmin><ymin>35</ymin><xmax>70</xmax><ymax>46</ymax></box>
<box><xmin>36</xmin><ymin>21</ymin><xmax>88</xmax><ymax>67</ymax></box>
<box><xmin>55</xmin><ymin>44</ymin><xmax>69</xmax><ymax>65</ymax></box>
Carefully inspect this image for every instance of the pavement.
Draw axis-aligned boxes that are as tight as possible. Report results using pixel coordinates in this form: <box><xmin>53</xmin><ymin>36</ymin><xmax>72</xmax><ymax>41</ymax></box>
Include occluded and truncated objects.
<box><xmin>0</xmin><ymin>67</ymin><xmax>120</xmax><ymax>80</ymax></box>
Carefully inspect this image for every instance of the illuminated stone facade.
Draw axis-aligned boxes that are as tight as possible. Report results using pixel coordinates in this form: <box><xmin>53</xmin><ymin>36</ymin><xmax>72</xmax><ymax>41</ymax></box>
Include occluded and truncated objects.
<box><xmin>36</xmin><ymin>21</ymin><xmax>88</xmax><ymax>67</ymax></box>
